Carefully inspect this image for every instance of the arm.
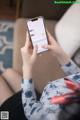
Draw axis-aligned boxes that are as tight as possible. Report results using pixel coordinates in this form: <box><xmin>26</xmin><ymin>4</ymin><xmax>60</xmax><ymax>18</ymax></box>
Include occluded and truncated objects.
<box><xmin>61</xmin><ymin>60</ymin><xmax>80</xmax><ymax>75</ymax></box>
<box><xmin>56</xmin><ymin>47</ymin><xmax>80</xmax><ymax>75</ymax></box>
<box><xmin>21</xmin><ymin>79</ymin><xmax>43</xmax><ymax>119</ymax></box>
<box><xmin>43</xmin><ymin>31</ymin><xmax>80</xmax><ymax>76</ymax></box>
<box><xmin>21</xmin><ymin>78</ymin><xmax>58</xmax><ymax>120</ymax></box>
<box><xmin>21</xmin><ymin>33</ymin><xmax>44</xmax><ymax>119</ymax></box>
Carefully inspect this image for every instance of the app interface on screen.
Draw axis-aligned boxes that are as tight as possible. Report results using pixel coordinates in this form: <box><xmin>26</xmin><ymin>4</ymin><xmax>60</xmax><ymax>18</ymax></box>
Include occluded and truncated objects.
<box><xmin>27</xmin><ymin>17</ymin><xmax>48</xmax><ymax>53</ymax></box>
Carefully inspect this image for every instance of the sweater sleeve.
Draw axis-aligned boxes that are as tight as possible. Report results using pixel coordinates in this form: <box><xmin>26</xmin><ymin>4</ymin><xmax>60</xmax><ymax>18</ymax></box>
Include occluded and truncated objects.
<box><xmin>21</xmin><ymin>79</ymin><xmax>61</xmax><ymax>120</ymax></box>
<box><xmin>61</xmin><ymin>60</ymin><xmax>80</xmax><ymax>76</ymax></box>
<box><xmin>21</xmin><ymin>79</ymin><xmax>44</xmax><ymax>120</ymax></box>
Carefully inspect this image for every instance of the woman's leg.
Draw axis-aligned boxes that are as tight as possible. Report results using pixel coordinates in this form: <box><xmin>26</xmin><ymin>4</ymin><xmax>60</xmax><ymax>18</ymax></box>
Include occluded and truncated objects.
<box><xmin>0</xmin><ymin>76</ymin><xmax>13</xmax><ymax>105</ymax></box>
<box><xmin>2</xmin><ymin>68</ymin><xmax>22</xmax><ymax>93</ymax></box>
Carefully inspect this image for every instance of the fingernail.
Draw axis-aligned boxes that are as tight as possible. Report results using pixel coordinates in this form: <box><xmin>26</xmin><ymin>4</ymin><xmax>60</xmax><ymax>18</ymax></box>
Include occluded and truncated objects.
<box><xmin>42</xmin><ymin>45</ymin><xmax>45</xmax><ymax>48</ymax></box>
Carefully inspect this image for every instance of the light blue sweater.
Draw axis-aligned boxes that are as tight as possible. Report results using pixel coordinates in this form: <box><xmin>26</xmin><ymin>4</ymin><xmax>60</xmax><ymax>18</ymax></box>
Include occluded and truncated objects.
<box><xmin>21</xmin><ymin>60</ymin><xmax>80</xmax><ymax>120</ymax></box>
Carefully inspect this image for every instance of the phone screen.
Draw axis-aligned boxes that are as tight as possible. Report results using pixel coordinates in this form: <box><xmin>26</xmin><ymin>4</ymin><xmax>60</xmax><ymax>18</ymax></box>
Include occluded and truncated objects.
<box><xmin>27</xmin><ymin>16</ymin><xmax>48</xmax><ymax>53</ymax></box>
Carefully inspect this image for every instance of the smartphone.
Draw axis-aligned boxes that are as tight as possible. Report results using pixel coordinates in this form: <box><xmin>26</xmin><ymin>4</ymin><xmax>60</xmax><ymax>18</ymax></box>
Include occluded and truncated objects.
<box><xmin>27</xmin><ymin>16</ymin><xmax>48</xmax><ymax>53</ymax></box>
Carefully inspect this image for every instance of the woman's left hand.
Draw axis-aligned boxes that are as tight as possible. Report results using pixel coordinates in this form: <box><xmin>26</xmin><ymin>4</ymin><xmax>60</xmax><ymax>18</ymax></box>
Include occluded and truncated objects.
<box><xmin>21</xmin><ymin>32</ymin><xmax>38</xmax><ymax>80</ymax></box>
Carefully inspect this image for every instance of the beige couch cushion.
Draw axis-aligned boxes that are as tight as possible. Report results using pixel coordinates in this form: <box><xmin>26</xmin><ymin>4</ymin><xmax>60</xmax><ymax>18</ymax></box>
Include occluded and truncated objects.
<box><xmin>13</xmin><ymin>19</ymin><xmax>65</xmax><ymax>93</ymax></box>
<box><xmin>55</xmin><ymin>3</ymin><xmax>80</xmax><ymax>57</ymax></box>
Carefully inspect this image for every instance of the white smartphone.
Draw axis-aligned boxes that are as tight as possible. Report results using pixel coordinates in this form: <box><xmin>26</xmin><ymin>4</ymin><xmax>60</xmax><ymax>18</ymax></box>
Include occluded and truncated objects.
<box><xmin>27</xmin><ymin>16</ymin><xmax>48</xmax><ymax>53</ymax></box>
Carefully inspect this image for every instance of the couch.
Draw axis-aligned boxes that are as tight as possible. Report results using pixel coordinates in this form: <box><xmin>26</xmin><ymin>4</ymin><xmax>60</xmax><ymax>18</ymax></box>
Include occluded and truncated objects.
<box><xmin>13</xmin><ymin>0</ymin><xmax>80</xmax><ymax>93</ymax></box>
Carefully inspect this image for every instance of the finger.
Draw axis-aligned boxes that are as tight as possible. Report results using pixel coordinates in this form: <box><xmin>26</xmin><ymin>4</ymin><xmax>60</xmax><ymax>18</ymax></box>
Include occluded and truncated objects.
<box><xmin>46</xmin><ymin>30</ymin><xmax>53</xmax><ymax>42</ymax></box>
<box><xmin>42</xmin><ymin>45</ymin><xmax>53</xmax><ymax>50</ymax></box>
<box><xmin>25</xmin><ymin>32</ymin><xmax>31</xmax><ymax>48</ymax></box>
<box><xmin>32</xmin><ymin>45</ymin><xmax>38</xmax><ymax>59</ymax></box>
<box><xmin>46</xmin><ymin>30</ymin><xmax>56</xmax><ymax>44</ymax></box>
<box><xmin>25</xmin><ymin>32</ymin><xmax>29</xmax><ymax>45</ymax></box>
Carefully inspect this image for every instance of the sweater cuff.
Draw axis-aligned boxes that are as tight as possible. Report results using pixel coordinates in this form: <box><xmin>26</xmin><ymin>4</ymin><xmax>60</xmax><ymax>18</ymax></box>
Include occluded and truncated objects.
<box><xmin>61</xmin><ymin>60</ymin><xmax>80</xmax><ymax>75</ymax></box>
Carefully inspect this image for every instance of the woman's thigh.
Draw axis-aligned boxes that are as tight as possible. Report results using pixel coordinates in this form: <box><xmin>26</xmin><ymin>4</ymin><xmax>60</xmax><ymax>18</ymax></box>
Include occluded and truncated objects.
<box><xmin>0</xmin><ymin>76</ymin><xmax>13</xmax><ymax>105</ymax></box>
<box><xmin>2</xmin><ymin>68</ymin><xmax>22</xmax><ymax>93</ymax></box>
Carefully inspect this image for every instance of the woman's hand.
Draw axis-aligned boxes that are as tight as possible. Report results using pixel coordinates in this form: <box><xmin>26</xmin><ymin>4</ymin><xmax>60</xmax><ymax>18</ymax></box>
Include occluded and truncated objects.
<box><xmin>21</xmin><ymin>32</ymin><xmax>38</xmax><ymax>80</ymax></box>
<box><xmin>43</xmin><ymin>31</ymin><xmax>70</xmax><ymax>65</ymax></box>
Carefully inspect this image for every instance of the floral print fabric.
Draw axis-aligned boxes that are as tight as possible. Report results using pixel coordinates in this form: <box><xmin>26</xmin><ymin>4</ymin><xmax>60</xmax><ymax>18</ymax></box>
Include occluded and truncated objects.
<box><xmin>21</xmin><ymin>60</ymin><xmax>80</xmax><ymax>120</ymax></box>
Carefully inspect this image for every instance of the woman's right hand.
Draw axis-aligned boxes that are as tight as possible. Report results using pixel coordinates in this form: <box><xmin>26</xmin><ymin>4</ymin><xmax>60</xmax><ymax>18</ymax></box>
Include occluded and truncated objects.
<box><xmin>42</xmin><ymin>31</ymin><xmax>70</xmax><ymax>65</ymax></box>
<box><xmin>21</xmin><ymin>32</ymin><xmax>38</xmax><ymax>80</ymax></box>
